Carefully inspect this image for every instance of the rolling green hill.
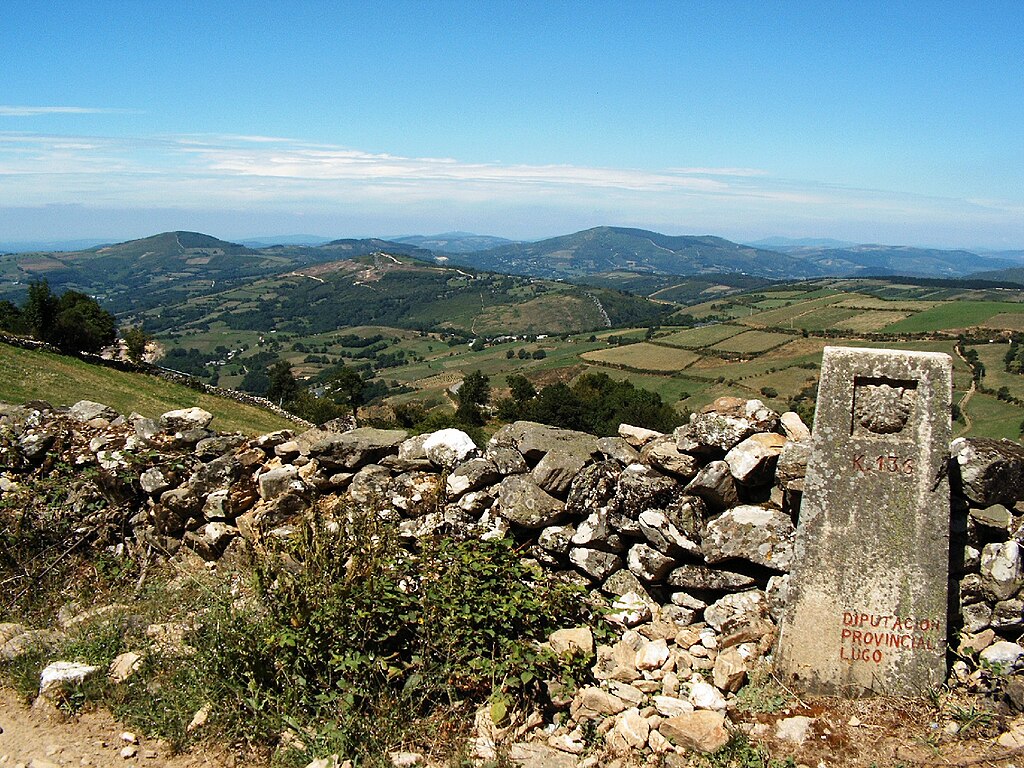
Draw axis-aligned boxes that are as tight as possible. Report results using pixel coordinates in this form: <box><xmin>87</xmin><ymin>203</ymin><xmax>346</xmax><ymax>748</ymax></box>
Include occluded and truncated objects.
<box><xmin>451</xmin><ymin>226</ymin><xmax>816</xmax><ymax>280</ymax></box>
<box><xmin>0</xmin><ymin>341</ymin><xmax>294</xmax><ymax>434</ymax></box>
<box><xmin>140</xmin><ymin>254</ymin><xmax>670</xmax><ymax>339</ymax></box>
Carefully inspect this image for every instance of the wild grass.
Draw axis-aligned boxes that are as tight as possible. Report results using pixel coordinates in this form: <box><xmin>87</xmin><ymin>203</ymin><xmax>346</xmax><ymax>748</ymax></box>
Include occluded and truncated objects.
<box><xmin>0</xmin><ymin>341</ymin><xmax>293</xmax><ymax>435</ymax></box>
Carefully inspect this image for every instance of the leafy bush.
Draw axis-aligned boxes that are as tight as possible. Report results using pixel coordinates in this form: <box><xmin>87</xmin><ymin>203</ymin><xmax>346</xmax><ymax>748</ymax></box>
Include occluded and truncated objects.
<box><xmin>134</xmin><ymin>508</ymin><xmax>596</xmax><ymax>763</ymax></box>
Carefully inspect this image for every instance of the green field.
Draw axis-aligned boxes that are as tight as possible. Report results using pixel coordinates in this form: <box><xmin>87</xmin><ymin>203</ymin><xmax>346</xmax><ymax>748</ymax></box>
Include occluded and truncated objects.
<box><xmin>0</xmin><ymin>343</ymin><xmax>295</xmax><ymax>434</ymax></box>
<box><xmin>883</xmin><ymin>301</ymin><xmax>1024</xmax><ymax>333</ymax></box>
<box><xmin>658</xmin><ymin>324</ymin><xmax>744</xmax><ymax>348</ymax></box>
<box><xmin>963</xmin><ymin>392</ymin><xmax>1024</xmax><ymax>440</ymax></box>
<box><xmin>735</xmin><ymin>294</ymin><xmax>847</xmax><ymax>328</ymax></box>
<box><xmin>974</xmin><ymin>343</ymin><xmax>1024</xmax><ymax>401</ymax></box>
<box><xmin>711</xmin><ymin>330</ymin><xmax>795</xmax><ymax>354</ymax></box>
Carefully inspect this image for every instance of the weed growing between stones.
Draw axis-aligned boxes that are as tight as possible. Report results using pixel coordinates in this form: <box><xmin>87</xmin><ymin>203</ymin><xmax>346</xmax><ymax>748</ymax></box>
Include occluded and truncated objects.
<box><xmin>691</xmin><ymin>731</ymin><xmax>796</xmax><ymax>768</ymax></box>
<box><xmin>223</xmin><ymin>509</ymin><xmax>596</xmax><ymax>763</ymax></box>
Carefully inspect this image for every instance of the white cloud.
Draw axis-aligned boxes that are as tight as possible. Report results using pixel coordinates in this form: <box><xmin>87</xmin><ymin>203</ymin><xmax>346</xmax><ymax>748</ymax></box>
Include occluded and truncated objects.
<box><xmin>0</xmin><ymin>130</ymin><xmax>1020</xmax><ymax>246</ymax></box>
<box><xmin>0</xmin><ymin>106</ymin><xmax>137</xmax><ymax>117</ymax></box>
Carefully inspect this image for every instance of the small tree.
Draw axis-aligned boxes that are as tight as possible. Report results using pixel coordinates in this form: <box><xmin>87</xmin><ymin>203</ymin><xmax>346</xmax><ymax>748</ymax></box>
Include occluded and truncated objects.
<box><xmin>123</xmin><ymin>325</ymin><xmax>151</xmax><ymax>362</ymax></box>
<box><xmin>506</xmin><ymin>373</ymin><xmax>536</xmax><ymax>402</ymax></box>
<box><xmin>456</xmin><ymin>370</ymin><xmax>490</xmax><ymax>426</ymax></box>
<box><xmin>23</xmin><ymin>280</ymin><xmax>58</xmax><ymax>341</ymax></box>
<box><xmin>267</xmin><ymin>360</ymin><xmax>299</xmax><ymax>405</ymax></box>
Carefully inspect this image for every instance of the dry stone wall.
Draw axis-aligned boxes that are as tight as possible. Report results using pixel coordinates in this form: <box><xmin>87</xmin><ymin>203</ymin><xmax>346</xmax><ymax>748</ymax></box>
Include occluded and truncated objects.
<box><xmin>2</xmin><ymin>396</ymin><xmax>1022</xmax><ymax>652</ymax></box>
<box><xmin>4</xmin><ymin>394</ymin><xmax>1024</xmax><ymax>758</ymax></box>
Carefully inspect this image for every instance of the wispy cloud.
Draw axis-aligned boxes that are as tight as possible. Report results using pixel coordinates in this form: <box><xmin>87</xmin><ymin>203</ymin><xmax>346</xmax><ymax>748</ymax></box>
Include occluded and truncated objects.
<box><xmin>0</xmin><ymin>130</ymin><xmax>1020</xmax><ymax>245</ymax></box>
<box><xmin>0</xmin><ymin>106</ymin><xmax>137</xmax><ymax>117</ymax></box>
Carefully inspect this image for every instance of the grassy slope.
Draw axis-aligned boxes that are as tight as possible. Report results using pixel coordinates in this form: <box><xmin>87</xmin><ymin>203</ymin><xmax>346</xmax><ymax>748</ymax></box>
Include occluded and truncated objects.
<box><xmin>0</xmin><ymin>343</ymin><xmax>294</xmax><ymax>435</ymax></box>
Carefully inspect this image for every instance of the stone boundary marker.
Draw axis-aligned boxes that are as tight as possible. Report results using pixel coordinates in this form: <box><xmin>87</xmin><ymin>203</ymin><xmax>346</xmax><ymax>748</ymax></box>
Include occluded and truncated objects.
<box><xmin>776</xmin><ymin>346</ymin><xmax>953</xmax><ymax>696</ymax></box>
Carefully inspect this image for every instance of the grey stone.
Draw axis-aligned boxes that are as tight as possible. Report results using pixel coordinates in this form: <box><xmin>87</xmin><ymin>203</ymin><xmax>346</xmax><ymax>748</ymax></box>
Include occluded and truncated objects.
<box><xmin>155</xmin><ymin>486</ymin><xmax>200</xmax><ymax>534</ymax></box>
<box><xmin>483</xmin><ymin>445</ymin><xmax>528</xmax><ymax>475</ymax></box>
<box><xmin>683</xmin><ymin>461</ymin><xmax>739</xmax><ymax>510</ymax></box>
<box><xmin>494</xmin><ymin>475</ymin><xmax>565</xmax><ymax>529</ymax></box>
<box><xmin>569</xmin><ymin>547</ymin><xmax>623</xmax><ymax>581</ymax></box>
<box><xmin>980</xmin><ymin>641</ymin><xmax>1024</xmax><ymax>673</ymax></box>
<box><xmin>538</xmin><ymin>524</ymin><xmax>575</xmax><ymax>555</ymax></box>
<box><xmin>777</xmin><ymin>346</ymin><xmax>953</xmax><ymax>697</ymax></box>
<box><xmin>971</xmin><ymin>504</ymin><xmax>1012</xmax><ymax>529</ymax></box>
<box><xmin>532</xmin><ymin>450</ymin><xmax>589</xmax><ymax>497</ymax></box>
<box><xmin>565</xmin><ymin>461</ymin><xmax>620</xmax><ymax>519</ymax></box>
<box><xmin>961</xmin><ymin>573</ymin><xmax>985</xmax><ymax>602</ymax></box>
<box><xmin>423</xmin><ymin>428</ymin><xmax>478</xmax><ymax>468</ymax></box>
<box><xmin>962</xmin><ymin>601</ymin><xmax>993</xmax><ymax>633</ymax></box>
<box><xmin>571</xmin><ymin>509</ymin><xmax>625</xmax><ymax>552</ymax></box>
<box><xmin>991</xmin><ymin>599</ymin><xmax>1024</xmax><ymax>629</ymax></box>
<box><xmin>626</xmin><ymin>543</ymin><xmax>675</xmax><ymax>582</ymax></box>
<box><xmin>603</xmin><ymin>569</ymin><xmax>653</xmax><ymax>600</ymax></box>
<box><xmin>18</xmin><ymin>430</ymin><xmax>54</xmax><ymax>461</ymax></box>
<box><xmin>597</xmin><ymin>436</ymin><xmax>641</xmax><ymax>465</ymax></box>
<box><xmin>398</xmin><ymin>433</ymin><xmax>430</xmax><ymax>461</ymax></box>
<box><xmin>703</xmin><ymin>505</ymin><xmax>795</xmax><ymax>572</ymax></box>
<box><xmin>296</xmin><ymin>427</ymin><xmax>407</xmax><ymax>470</ymax></box>
<box><xmin>258</xmin><ymin>465</ymin><xmax>302</xmax><ymax>501</ymax></box>
<box><xmin>641</xmin><ymin>436</ymin><xmax>700</xmax><ymax>479</ymax></box>
<box><xmin>255</xmin><ymin>430</ymin><xmax>295</xmax><ymax>451</ymax></box>
<box><xmin>68</xmin><ymin>400</ymin><xmax>119</xmax><ymax>423</ymax></box>
<box><xmin>766</xmin><ymin>574</ymin><xmax>790</xmax><ymax>622</ymax></box>
<box><xmin>189</xmin><ymin>454</ymin><xmax>240</xmax><ymax>496</ymax></box>
<box><xmin>1</xmin><ymin>628</ymin><xmax>63</xmax><ymax>661</ymax></box>
<box><xmin>139</xmin><ymin>467</ymin><xmax>173</xmax><ymax>496</ymax></box>
<box><xmin>456</xmin><ymin>489</ymin><xmax>493</xmax><ymax>514</ymax></box>
<box><xmin>667</xmin><ymin>564</ymin><xmax>756</xmax><ymax>592</ymax></box>
<box><xmin>159</xmin><ymin>407</ymin><xmax>213</xmax><ymax>431</ymax></box>
<box><xmin>704</xmin><ymin>590</ymin><xmax>769</xmax><ymax>635</ymax></box>
<box><xmin>638</xmin><ymin>509</ymin><xmax>700</xmax><ymax>557</ymax></box>
<box><xmin>981</xmin><ymin>541</ymin><xmax>1022</xmax><ymax>601</ymax></box>
<box><xmin>488</xmin><ymin>420</ymin><xmax>599</xmax><ymax>465</ymax></box>
<box><xmin>195</xmin><ymin>433</ymin><xmax>246</xmax><ymax>459</ymax></box>
<box><xmin>686</xmin><ymin>398</ymin><xmax>779</xmax><ymax>453</ymax></box>
<box><xmin>776</xmin><ymin>439</ymin><xmax>810</xmax><ymax>490</ymax></box>
<box><xmin>780</xmin><ymin>411</ymin><xmax>811</xmax><ymax>441</ymax></box>
<box><xmin>724</xmin><ymin>433</ymin><xmax>786</xmax><ymax>485</ymax></box>
<box><xmin>952</xmin><ymin>437</ymin><xmax>1024</xmax><ymax>507</ymax></box>
<box><xmin>202</xmin><ymin>489</ymin><xmax>232</xmax><ymax>520</ymax></box>
<box><xmin>390</xmin><ymin>471</ymin><xmax>442</xmax><ymax>517</ymax></box>
<box><xmin>446</xmin><ymin>458</ymin><xmax>499</xmax><ymax>499</ymax></box>
<box><xmin>349</xmin><ymin>464</ymin><xmax>394</xmax><ymax>505</ymax></box>
<box><xmin>611</xmin><ymin>464</ymin><xmax>681</xmax><ymax>534</ymax></box>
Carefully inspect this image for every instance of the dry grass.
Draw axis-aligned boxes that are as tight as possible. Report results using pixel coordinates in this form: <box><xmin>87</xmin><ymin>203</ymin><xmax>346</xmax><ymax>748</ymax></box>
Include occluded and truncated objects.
<box><xmin>833</xmin><ymin>311</ymin><xmax>914</xmax><ymax>332</ymax></box>
<box><xmin>581</xmin><ymin>342</ymin><xmax>700</xmax><ymax>371</ymax></box>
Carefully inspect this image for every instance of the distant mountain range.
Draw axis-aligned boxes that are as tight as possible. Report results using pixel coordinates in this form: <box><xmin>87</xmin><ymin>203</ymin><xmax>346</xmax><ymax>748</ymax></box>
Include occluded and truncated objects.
<box><xmin>3</xmin><ymin>227</ymin><xmax>1024</xmax><ymax>316</ymax></box>
<box><xmin>389</xmin><ymin>232</ymin><xmax>517</xmax><ymax>253</ymax></box>
<box><xmin>444</xmin><ymin>226</ymin><xmax>1022</xmax><ymax>281</ymax></box>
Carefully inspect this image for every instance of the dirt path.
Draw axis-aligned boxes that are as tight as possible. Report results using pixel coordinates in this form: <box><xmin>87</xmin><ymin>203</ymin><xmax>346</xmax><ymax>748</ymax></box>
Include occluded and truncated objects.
<box><xmin>954</xmin><ymin>344</ymin><xmax>977</xmax><ymax>436</ymax></box>
<box><xmin>0</xmin><ymin>689</ymin><xmax>224</xmax><ymax>768</ymax></box>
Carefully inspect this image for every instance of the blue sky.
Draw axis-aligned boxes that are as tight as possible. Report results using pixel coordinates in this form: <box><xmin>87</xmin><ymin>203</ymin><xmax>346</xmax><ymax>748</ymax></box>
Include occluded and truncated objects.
<box><xmin>1</xmin><ymin>1</ymin><xmax>1022</xmax><ymax>247</ymax></box>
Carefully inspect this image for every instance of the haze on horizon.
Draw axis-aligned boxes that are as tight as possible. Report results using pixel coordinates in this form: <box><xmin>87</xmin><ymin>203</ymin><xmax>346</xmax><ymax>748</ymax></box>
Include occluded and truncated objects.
<box><xmin>1</xmin><ymin>1</ymin><xmax>1022</xmax><ymax>250</ymax></box>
